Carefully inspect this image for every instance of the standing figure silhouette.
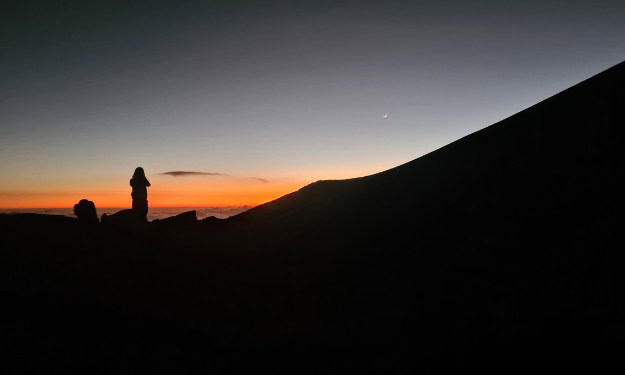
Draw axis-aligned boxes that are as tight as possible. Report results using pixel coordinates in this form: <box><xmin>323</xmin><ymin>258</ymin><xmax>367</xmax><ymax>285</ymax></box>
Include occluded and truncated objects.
<box><xmin>130</xmin><ymin>167</ymin><xmax>151</xmax><ymax>221</ymax></box>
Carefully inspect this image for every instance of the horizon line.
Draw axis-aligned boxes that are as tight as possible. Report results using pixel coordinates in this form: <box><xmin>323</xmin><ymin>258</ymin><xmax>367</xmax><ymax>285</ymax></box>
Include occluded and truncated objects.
<box><xmin>0</xmin><ymin>205</ymin><xmax>257</xmax><ymax>210</ymax></box>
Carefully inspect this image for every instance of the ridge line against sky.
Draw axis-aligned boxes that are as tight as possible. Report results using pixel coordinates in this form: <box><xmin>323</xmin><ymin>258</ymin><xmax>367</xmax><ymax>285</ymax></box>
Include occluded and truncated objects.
<box><xmin>1</xmin><ymin>0</ymin><xmax>624</xmax><ymax>208</ymax></box>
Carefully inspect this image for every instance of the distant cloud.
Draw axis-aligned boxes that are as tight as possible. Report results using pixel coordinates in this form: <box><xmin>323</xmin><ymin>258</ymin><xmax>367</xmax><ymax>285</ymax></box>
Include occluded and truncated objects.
<box><xmin>159</xmin><ymin>171</ymin><xmax>269</xmax><ymax>183</ymax></box>
<box><xmin>159</xmin><ymin>171</ymin><xmax>226</xmax><ymax>177</ymax></box>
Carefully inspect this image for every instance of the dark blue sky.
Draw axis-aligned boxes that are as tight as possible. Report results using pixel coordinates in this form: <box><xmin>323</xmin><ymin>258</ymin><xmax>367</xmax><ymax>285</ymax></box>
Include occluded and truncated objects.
<box><xmin>1</xmin><ymin>0</ymin><xmax>624</xmax><ymax>207</ymax></box>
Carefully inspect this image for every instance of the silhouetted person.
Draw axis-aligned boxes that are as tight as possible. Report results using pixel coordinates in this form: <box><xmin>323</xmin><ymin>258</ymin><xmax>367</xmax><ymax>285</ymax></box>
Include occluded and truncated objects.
<box><xmin>130</xmin><ymin>167</ymin><xmax>151</xmax><ymax>221</ymax></box>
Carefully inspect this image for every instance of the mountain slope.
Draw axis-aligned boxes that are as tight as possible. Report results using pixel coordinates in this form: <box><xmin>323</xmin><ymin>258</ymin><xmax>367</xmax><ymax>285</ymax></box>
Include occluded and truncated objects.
<box><xmin>206</xmin><ymin>61</ymin><xmax>624</xmax><ymax>367</ymax></box>
<box><xmin>230</xmin><ymin>61</ymin><xmax>621</xmax><ymax>239</ymax></box>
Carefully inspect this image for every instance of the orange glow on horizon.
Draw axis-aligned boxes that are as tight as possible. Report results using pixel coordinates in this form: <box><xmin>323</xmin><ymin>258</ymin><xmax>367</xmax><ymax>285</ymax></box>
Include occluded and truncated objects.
<box><xmin>0</xmin><ymin>178</ymin><xmax>308</xmax><ymax>209</ymax></box>
<box><xmin>0</xmin><ymin>164</ymin><xmax>387</xmax><ymax>210</ymax></box>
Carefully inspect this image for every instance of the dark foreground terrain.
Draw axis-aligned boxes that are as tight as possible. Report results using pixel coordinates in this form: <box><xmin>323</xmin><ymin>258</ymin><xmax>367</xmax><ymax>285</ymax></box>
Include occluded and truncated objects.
<box><xmin>2</xmin><ymin>61</ymin><xmax>623</xmax><ymax>373</ymax></box>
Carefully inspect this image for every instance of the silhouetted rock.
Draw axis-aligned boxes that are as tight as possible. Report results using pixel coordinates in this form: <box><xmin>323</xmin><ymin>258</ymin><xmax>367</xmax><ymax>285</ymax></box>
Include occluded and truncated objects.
<box><xmin>152</xmin><ymin>210</ymin><xmax>197</xmax><ymax>228</ymax></box>
<box><xmin>0</xmin><ymin>212</ymin><xmax>77</xmax><ymax>226</ymax></box>
<box><xmin>200</xmin><ymin>215</ymin><xmax>222</xmax><ymax>224</ymax></box>
<box><xmin>101</xmin><ymin>208</ymin><xmax>146</xmax><ymax>226</ymax></box>
<box><xmin>73</xmin><ymin>199</ymin><xmax>98</xmax><ymax>223</ymax></box>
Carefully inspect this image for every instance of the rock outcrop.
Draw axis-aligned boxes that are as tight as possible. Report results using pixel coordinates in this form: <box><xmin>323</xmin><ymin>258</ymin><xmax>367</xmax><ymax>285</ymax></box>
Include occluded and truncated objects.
<box><xmin>151</xmin><ymin>210</ymin><xmax>197</xmax><ymax>228</ymax></box>
<box><xmin>73</xmin><ymin>199</ymin><xmax>98</xmax><ymax>223</ymax></box>
<box><xmin>101</xmin><ymin>209</ymin><xmax>146</xmax><ymax>226</ymax></box>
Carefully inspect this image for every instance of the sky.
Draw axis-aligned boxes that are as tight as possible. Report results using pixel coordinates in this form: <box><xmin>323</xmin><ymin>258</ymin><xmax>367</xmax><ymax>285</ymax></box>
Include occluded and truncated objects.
<box><xmin>1</xmin><ymin>0</ymin><xmax>624</xmax><ymax>208</ymax></box>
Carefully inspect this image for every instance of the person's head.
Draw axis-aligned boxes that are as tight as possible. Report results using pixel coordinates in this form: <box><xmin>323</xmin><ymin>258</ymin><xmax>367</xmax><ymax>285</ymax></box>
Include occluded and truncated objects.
<box><xmin>133</xmin><ymin>167</ymin><xmax>146</xmax><ymax>179</ymax></box>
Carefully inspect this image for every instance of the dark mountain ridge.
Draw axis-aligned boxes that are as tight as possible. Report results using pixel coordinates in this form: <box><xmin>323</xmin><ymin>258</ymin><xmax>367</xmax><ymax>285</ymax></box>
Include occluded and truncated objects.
<box><xmin>232</xmin><ymin>60</ymin><xmax>620</xmax><ymax>232</ymax></box>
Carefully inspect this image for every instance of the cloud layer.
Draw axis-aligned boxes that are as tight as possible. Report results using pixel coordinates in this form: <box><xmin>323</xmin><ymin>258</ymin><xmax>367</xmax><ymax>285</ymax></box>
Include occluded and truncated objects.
<box><xmin>159</xmin><ymin>171</ymin><xmax>268</xmax><ymax>183</ymax></box>
<box><xmin>159</xmin><ymin>171</ymin><xmax>226</xmax><ymax>177</ymax></box>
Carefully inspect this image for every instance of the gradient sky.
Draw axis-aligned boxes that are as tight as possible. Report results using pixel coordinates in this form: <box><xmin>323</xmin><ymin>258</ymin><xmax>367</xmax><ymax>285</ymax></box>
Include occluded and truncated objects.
<box><xmin>2</xmin><ymin>0</ymin><xmax>624</xmax><ymax>208</ymax></box>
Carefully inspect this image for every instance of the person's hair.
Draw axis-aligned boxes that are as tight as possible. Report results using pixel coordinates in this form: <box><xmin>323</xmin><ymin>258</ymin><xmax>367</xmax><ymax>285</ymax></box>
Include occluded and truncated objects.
<box><xmin>133</xmin><ymin>167</ymin><xmax>146</xmax><ymax>179</ymax></box>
